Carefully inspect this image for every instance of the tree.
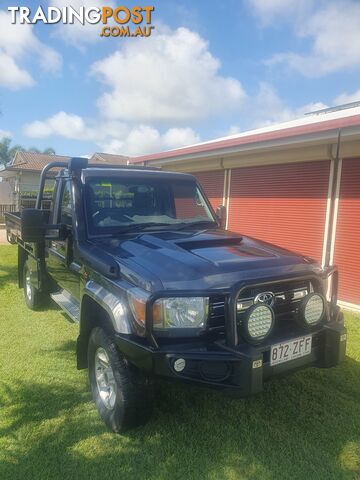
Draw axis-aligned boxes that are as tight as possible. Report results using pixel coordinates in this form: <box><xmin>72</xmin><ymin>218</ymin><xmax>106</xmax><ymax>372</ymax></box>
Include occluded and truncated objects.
<box><xmin>0</xmin><ymin>137</ymin><xmax>56</xmax><ymax>165</ymax></box>
<box><xmin>0</xmin><ymin>137</ymin><xmax>24</xmax><ymax>165</ymax></box>
<box><xmin>27</xmin><ymin>147</ymin><xmax>55</xmax><ymax>155</ymax></box>
<box><xmin>41</xmin><ymin>147</ymin><xmax>56</xmax><ymax>155</ymax></box>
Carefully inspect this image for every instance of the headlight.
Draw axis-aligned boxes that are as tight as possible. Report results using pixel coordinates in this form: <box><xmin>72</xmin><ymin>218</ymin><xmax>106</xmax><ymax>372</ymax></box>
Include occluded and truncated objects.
<box><xmin>242</xmin><ymin>304</ymin><xmax>274</xmax><ymax>343</ymax></box>
<box><xmin>301</xmin><ymin>293</ymin><xmax>325</xmax><ymax>326</ymax></box>
<box><xmin>127</xmin><ymin>289</ymin><xmax>209</xmax><ymax>331</ymax></box>
<box><xmin>153</xmin><ymin>297</ymin><xmax>209</xmax><ymax>329</ymax></box>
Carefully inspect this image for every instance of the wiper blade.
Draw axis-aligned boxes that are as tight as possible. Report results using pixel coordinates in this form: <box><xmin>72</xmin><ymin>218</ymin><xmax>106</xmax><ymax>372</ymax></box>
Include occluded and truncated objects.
<box><xmin>115</xmin><ymin>220</ymin><xmax>217</xmax><ymax>233</ymax></box>
<box><xmin>117</xmin><ymin>222</ymin><xmax>176</xmax><ymax>233</ymax></box>
<box><xmin>174</xmin><ymin>220</ymin><xmax>218</xmax><ymax>230</ymax></box>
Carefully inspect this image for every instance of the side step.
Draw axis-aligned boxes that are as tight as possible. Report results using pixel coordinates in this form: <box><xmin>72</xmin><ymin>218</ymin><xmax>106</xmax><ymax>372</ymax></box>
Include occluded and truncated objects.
<box><xmin>50</xmin><ymin>290</ymin><xmax>80</xmax><ymax>323</ymax></box>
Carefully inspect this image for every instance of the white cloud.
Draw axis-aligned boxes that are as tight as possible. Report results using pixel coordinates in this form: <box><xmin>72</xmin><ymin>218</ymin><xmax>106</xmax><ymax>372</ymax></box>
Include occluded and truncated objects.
<box><xmin>227</xmin><ymin>125</ymin><xmax>242</xmax><ymax>136</ymax></box>
<box><xmin>23</xmin><ymin>112</ymin><xmax>200</xmax><ymax>156</ymax></box>
<box><xmin>91</xmin><ymin>26</ymin><xmax>246</xmax><ymax>122</ymax></box>
<box><xmin>22</xmin><ymin>84</ymin><xmax>331</xmax><ymax>156</ymax></box>
<box><xmin>24</xmin><ymin>84</ymin><xmax>329</xmax><ymax>156</ymax></box>
<box><xmin>23</xmin><ymin>111</ymin><xmax>128</xmax><ymax>142</ymax></box>
<box><xmin>24</xmin><ymin>112</ymin><xmax>89</xmax><ymax>139</ymax></box>
<box><xmin>295</xmin><ymin>102</ymin><xmax>329</xmax><ymax>116</ymax></box>
<box><xmin>120</xmin><ymin>126</ymin><xmax>161</xmax><ymax>155</ymax></box>
<box><xmin>334</xmin><ymin>89</ymin><xmax>360</xmax><ymax>105</ymax></box>
<box><xmin>248</xmin><ymin>0</ymin><xmax>314</xmax><ymax>25</ymax></box>
<box><xmin>0</xmin><ymin>11</ymin><xmax>62</xmax><ymax>89</ymax></box>
<box><xmin>0</xmin><ymin>129</ymin><xmax>12</xmax><ymax>139</ymax></box>
<box><xmin>99</xmin><ymin>125</ymin><xmax>200</xmax><ymax>156</ymax></box>
<box><xmin>0</xmin><ymin>51</ymin><xmax>34</xmax><ymax>89</ymax></box>
<box><xmin>49</xmin><ymin>0</ymin><xmax>115</xmax><ymax>49</ymax></box>
<box><xmin>162</xmin><ymin>128</ymin><xmax>200</xmax><ymax>149</ymax></box>
<box><xmin>251</xmin><ymin>0</ymin><xmax>360</xmax><ymax>77</ymax></box>
<box><xmin>237</xmin><ymin>83</ymin><xmax>328</xmax><ymax>128</ymax></box>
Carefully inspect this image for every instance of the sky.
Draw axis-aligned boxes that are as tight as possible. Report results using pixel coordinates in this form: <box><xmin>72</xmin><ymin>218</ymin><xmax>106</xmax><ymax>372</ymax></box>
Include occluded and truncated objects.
<box><xmin>0</xmin><ymin>0</ymin><xmax>360</xmax><ymax>158</ymax></box>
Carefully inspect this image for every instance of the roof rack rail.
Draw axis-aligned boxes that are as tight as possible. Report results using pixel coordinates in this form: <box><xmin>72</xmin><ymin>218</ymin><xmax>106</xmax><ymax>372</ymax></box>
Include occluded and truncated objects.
<box><xmin>35</xmin><ymin>158</ymin><xmax>163</xmax><ymax>209</ymax></box>
<box><xmin>36</xmin><ymin>161</ymin><xmax>68</xmax><ymax>209</ymax></box>
<box><xmin>87</xmin><ymin>163</ymin><xmax>162</xmax><ymax>171</ymax></box>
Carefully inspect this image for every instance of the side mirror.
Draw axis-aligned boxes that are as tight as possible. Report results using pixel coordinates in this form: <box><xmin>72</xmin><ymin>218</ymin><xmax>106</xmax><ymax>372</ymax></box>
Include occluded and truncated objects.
<box><xmin>216</xmin><ymin>205</ymin><xmax>227</xmax><ymax>229</ymax></box>
<box><xmin>21</xmin><ymin>209</ymin><xmax>46</xmax><ymax>242</ymax></box>
<box><xmin>21</xmin><ymin>209</ymin><xmax>67</xmax><ymax>242</ymax></box>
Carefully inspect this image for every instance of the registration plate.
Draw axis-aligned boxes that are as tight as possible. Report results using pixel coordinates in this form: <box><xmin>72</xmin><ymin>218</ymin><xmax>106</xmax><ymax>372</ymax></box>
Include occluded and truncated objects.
<box><xmin>270</xmin><ymin>335</ymin><xmax>312</xmax><ymax>366</ymax></box>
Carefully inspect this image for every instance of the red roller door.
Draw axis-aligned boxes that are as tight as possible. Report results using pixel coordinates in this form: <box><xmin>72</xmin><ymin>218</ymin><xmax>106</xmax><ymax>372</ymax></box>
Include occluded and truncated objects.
<box><xmin>228</xmin><ymin>161</ymin><xmax>330</xmax><ymax>262</ymax></box>
<box><xmin>193</xmin><ymin>171</ymin><xmax>225</xmax><ymax>211</ymax></box>
<box><xmin>333</xmin><ymin>158</ymin><xmax>360</xmax><ymax>306</ymax></box>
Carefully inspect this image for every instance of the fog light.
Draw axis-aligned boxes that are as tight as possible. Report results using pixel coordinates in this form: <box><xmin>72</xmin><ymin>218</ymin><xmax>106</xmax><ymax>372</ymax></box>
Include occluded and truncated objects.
<box><xmin>242</xmin><ymin>304</ymin><xmax>274</xmax><ymax>343</ymax></box>
<box><xmin>173</xmin><ymin>358</ymin><xmax>186</xmax><ymax>372</ymax></box>
<box><xmin>301</xmin><ymin>293</ymin><xmax>325</xmax><ymax>326</ymax></box>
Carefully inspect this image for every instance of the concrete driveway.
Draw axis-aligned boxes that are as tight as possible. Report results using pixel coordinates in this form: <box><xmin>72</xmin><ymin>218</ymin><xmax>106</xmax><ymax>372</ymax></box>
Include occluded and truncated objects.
<box><xmin>0</xmin><ymin>229</ymin><xmax>8</xmax><ymax>245</ymax></box>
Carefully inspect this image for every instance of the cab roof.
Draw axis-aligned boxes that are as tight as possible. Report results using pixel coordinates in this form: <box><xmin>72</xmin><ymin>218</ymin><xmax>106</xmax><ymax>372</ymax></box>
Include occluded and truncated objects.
<box><xmin>80</xmin><ymin>166</ymin><xmax>197</xmax><ymax>182</ymax></box>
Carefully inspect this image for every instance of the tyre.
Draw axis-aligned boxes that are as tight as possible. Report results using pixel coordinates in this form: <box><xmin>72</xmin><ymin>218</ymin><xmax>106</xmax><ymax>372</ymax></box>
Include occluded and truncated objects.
<box><xmin>88</xmin><ymin>327</ymin><xmax>154</xmax><ymax>433</ymax></box>
<box><xmin>7</xmin><ymin>231</ymin><xmax>16</xmax><ymax>245</ymax></box>
<box><xmin>23</xmin><ymin>262</ymin><xmax>45</xmax><ymax>310</ymax></box>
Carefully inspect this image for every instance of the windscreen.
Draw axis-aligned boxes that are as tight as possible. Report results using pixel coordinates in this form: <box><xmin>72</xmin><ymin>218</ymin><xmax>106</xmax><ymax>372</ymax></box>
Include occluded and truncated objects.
<box><xmin>85</xmin><ymin>176</ymin><xmax>216</xmax><ymax>234</ymax></box>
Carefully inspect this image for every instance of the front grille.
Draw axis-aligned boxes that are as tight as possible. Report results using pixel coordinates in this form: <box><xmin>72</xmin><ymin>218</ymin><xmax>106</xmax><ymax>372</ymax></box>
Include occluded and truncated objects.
<box><xmin>208</xmin><ymin>295</ymin><xmax>227</xmax><ymax>330</ymax></box>
<box><xmin>238</xmin><ymin>280</ymin><xmax>310</xmax><ymax>319</ymax></box>
<box><xmin>208</xmin><ymin>280</ymin><xmax>312</xmax><ymax>332</ymax></box>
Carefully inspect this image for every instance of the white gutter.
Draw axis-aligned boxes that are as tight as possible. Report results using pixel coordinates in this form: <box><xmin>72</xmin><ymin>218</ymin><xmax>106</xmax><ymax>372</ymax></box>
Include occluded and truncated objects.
<box><xmin>145</xmin><ymin>125</ymin><xmax>360</xmax><ymax>167</ymax></box>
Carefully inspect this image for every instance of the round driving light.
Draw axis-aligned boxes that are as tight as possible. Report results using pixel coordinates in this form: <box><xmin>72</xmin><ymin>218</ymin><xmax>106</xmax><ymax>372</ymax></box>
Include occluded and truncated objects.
<box><xmin>301</xmin><ymin>293</ymin><xmax>325</xmax><ymax>326</ymax></box>
<box><xmin>173</xmin><ymin>358</ymin><xmax>186</xmax><ymax>372</ymax></box>
<box><xmin>242</xmin><ymin>304</ymin><xmax>274</xmax><ymax>343</ymax></box>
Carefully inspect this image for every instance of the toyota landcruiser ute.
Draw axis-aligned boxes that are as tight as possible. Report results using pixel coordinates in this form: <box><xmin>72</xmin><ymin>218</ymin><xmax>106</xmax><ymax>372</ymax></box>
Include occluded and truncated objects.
<box><xmin>5</xmin><ymin>158</ymin><xmax>347</xmax><ymax>433</ymax></box>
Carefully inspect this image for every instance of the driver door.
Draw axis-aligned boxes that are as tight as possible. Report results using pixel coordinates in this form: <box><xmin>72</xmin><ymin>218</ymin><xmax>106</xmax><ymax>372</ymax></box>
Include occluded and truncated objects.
<box><xmin>47</xmin><ymin>180</ymin><xmax>80</xmax><ymax>300</ymax></box>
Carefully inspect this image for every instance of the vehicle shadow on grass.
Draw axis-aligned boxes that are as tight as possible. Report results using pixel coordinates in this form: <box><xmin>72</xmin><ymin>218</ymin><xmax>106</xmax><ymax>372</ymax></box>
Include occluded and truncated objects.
<box><xmin>0</xmin><ymin>355</ymin><xmax>359</xmax><ymax>480</ymax></box>
<box><xmin>0</xmin><ymin>264</ymin><xmax>18</xmax><ymax>289</ymax></box>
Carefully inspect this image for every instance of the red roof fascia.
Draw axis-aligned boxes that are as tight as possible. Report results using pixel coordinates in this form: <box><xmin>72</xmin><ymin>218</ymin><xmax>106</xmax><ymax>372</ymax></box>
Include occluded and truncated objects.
<box><xmin>130</xmin><ymin>114</ymin><xmax>360</xmax><ymax>164</ymax></box>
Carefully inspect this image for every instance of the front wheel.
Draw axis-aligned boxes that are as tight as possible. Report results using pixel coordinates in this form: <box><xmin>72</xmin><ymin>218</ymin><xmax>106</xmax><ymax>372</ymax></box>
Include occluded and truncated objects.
<box><xmin>88</xmin><ymin>327</ymin><xmax>154</xmax><ymax>433</ymax></box>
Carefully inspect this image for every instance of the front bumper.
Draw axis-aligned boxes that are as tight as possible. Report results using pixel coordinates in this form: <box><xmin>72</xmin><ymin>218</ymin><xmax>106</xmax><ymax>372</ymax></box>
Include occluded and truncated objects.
<box><xmin>115</xmin><ymin>321</ymin><xmax>347</xmax><ymax>395</ymax></box>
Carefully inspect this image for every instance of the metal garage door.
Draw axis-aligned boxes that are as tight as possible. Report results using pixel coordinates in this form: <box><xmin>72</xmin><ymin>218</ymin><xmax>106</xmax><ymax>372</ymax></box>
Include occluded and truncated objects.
<box><xmin>227</xmin><ymin>161</ymin><xmax>331</xmax><ymax>262</ymax></box>
<box><xmin>333</xmin><ymin>158</ymin><xmax>360</xmax><ymax>306</ymax></box>
<box><xmin>193</xmin><ymin>171</ymin><xmax>225</xmax><ymax>211</ymax></box>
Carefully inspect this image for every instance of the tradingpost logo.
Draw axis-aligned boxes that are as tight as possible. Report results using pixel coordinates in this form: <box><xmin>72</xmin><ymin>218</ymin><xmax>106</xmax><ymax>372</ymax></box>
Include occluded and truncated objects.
<box><xmin>8</xmin><ymin>5</ymin><xmax>155</xmax><ymax>38</ymax></box>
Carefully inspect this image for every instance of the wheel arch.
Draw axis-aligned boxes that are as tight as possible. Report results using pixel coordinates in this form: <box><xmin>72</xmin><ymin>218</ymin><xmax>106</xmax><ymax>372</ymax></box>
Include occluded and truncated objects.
<box><xmin>77</xmin><ymin>282</ymin><xmax>132</xmax><ymax>369</ymax></box>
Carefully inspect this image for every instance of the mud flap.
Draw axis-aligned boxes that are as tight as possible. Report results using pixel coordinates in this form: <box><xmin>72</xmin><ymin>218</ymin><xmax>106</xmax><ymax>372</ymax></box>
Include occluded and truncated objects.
<box><xmin>320</xmin><ymin>323</ymin><xmax>347</xmax><ymax>368</ymax></box>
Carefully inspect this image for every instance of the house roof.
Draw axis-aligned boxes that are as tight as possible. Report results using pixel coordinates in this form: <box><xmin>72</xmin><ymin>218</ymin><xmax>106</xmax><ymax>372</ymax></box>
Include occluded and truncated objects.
<box><xmin>9</xmin><ymin>151</ymin><xmax>71</xmax><ymax>172</ymax></box>
<box><xmin>0</xmin><ymin>151</ymin><xmax>130</xmax><ymax>179</ymax></box>
<box><xmin>90</xmin><ymin>152</ymin><xmax>129</xmax><ymax>165</ymax></box>
<box><xmin>130</xmin><ymin>106</ymin><xmax>360</xmax><ymax>165</ymax></box>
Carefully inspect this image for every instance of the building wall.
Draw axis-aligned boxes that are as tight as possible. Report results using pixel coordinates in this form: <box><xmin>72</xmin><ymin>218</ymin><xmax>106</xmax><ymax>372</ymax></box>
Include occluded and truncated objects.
<box><xmin>193</xmin><ymin>157</ymin><xmax>360</xmax><ymax>309</ymax></box>
<box><xmin>0</xmin><ymin>181</ymin><xmax>13</xmax><ymax>204</ymax></box>
<box><xmin>332</xmin><ymin>158</ymin><xmax>360</xmax><ymax>308</ymax></box>
<box><xmin>19</xmin><ymin>171</ymin><xmax>41</xmax><ymax>193</ymax></box>
<box><xmin>1</xmin><ymin>171</ymin><xmax>43</xmax><ymax>209</ymax></box>
<box><xmin>227</xmin><ymin>161</ymin><xmax>330</xmax><ymax>263</ymax></box>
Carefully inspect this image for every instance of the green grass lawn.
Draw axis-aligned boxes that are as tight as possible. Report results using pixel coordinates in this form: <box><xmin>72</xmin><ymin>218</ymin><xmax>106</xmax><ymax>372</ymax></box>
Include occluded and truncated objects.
<box><xmin>0</xmin><ymin>245</ymin><xmax>359</xmax><ymax>480</ymax></box>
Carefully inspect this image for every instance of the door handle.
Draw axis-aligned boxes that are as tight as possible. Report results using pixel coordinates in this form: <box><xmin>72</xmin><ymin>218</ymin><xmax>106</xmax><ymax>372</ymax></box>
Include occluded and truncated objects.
<box><xmin>69</xmin><ymin>262</ymin><xmax>81</xmax><ymax>274</ymax></box>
